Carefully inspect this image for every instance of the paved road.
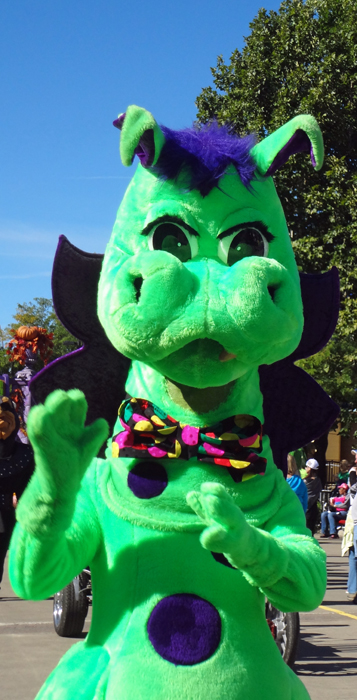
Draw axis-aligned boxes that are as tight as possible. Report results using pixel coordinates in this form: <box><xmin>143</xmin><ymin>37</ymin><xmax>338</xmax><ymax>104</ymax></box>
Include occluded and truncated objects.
<box><xmin>1</xmin><ymin>537</ymin><xmax>356</xmax><ymax>699</ymax></box>
<box><xmin>294</xmin><ymin>536</ymin><xmax>357</xmax><ymax>698</ymax></box>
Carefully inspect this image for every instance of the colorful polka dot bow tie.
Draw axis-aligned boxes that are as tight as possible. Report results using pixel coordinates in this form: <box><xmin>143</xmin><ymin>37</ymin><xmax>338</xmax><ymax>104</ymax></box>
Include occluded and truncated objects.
<box><xmin>112</xmin><ymin>398</ymin><xmax>267</xmax><ymax>483</ymax></box>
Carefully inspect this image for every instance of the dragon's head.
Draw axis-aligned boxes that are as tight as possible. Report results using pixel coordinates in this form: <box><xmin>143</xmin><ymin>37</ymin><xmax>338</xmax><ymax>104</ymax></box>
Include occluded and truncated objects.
<box><xmin>98</xmin><ymin>106</ymin><xmax>323</xmax><ymax>389</ymax></box>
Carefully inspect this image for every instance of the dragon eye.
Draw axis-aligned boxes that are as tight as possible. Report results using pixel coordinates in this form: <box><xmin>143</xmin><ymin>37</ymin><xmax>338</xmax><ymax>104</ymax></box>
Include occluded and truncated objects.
<box><xmin>218</xmin><ymin>227</ymin><xmax>269</xmax><ymax>266</ymax></box>
<box><xmin>148</xmin><ymin>222</ymin><xmax>198</xmax><ymax>262</ymax></box>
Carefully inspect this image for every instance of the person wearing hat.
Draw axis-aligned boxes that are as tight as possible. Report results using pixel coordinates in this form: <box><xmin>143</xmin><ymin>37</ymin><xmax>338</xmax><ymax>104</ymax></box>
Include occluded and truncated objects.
<box><xmin>0</xmin><ymin>397</ymin><xmax>34</xmax><ymax>586</ymax></box>
<box><xmin>304</xmin><ymin>458</ymin><xmax>322</xmax><ymax>534</ymax></box>
<box><xmin>320</xmin><ymin>483</ymin><xmax>350</xmax><ymax>539</ymax></box>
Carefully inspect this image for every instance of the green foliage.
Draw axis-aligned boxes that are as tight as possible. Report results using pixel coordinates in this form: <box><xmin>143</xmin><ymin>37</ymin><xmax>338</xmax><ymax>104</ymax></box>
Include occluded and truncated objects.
<box><xmin>196</xmin><ymin>0</ymin><xmax>357</xmax><ymax>428</ymax></box>
<box><xmin>0</xmin><ymin>347</ymin><xmax>12</xmax><ymax>375</ymax></box>
<box><xmin>2</xmin><ymin>298</ymin><xmax>79</xmax><ymax>373</ymax></box>
<box><xmin>0</xmin><ymin>327</ymin><xmax>11</xmax><ymax>374</ymax></box>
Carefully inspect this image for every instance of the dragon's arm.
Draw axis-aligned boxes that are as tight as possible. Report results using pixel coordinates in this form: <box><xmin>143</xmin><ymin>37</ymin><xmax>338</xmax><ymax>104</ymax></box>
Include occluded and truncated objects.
<box><xmin>187</xmin><ymin>479</ymin><xmax>326</xmax><ymax>613</ymax></box>
<box><xmin>239</xmin><ymin>484</ymin><xmax>326</xmax><ymax>612</ymax></box>
<box><xmin>9</xmin><ymin>464</ymin><xmax>101</xmax><ymax>600</ymax></box>
<box><xmin>9</xmin><ymin>389</ymin><xmax>108</xmax><ymax>600</ymax></box>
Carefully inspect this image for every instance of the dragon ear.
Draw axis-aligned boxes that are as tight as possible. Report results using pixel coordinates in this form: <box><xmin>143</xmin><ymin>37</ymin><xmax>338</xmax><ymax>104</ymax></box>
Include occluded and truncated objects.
<box><xmin>251</xmin><ymin>115</ymin><xmax>324</xmax><ymax>176</ymax></box>
<box><xmin>113</xmin><ymin>105</ymin><xmax>165</xmax><ymax>168</ymax></box>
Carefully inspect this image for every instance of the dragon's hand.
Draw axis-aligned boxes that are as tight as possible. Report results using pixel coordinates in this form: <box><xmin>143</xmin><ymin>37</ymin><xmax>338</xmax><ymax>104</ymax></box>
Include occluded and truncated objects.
<box><xmin>187</xmin><ymin>482</ymin><xmax>251</xmax><ymax>557</ymax></box>
<box><xmin>27</xmin><ymin>389</ymin><xmax>109</xmax><ymax>498</ymax></box>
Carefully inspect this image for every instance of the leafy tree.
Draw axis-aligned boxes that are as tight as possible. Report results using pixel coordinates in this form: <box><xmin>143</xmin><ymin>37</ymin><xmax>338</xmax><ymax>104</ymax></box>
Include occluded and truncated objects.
<box><xmin>0</xmin><ymin>327</ymin><xmax>10</xmax><ymax>374</ymax></box>
<box><xmin>196</xmin><ymin>0</ymin><xmax>357</xmax><ymax>432</ymax></box>
<box><xmin>1</xmin><ymin>298</ymin><xmax>79</xmax><ymax>374</ymax></box>
<box><xmin>0</xmin><ymin>348</ymin><xmax>11</xmax><ymax>375</ymax></box>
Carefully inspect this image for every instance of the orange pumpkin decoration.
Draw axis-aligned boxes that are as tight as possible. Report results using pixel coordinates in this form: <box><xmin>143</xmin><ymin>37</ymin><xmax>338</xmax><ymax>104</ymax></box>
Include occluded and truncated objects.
<box><xmin>6</xmin><ymin>326</ymin><xmax>54</xmax><ymax>366</ymax></box>
<box><xmin>17</xmin><ymin>326</ymin><xmax>41</xmax><ymax>341</ymax></box>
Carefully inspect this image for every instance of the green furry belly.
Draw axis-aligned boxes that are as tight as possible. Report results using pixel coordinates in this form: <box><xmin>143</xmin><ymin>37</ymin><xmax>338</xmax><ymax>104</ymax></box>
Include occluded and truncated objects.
<box><xmin>68</xmin><ymin>523</ymin><xmax>308</xmax><ymax>700</ymax></box>
<box><xmin>35</xmin><ymin>524</ymin><xmax>309</xmax><ymax>700</ymax></box>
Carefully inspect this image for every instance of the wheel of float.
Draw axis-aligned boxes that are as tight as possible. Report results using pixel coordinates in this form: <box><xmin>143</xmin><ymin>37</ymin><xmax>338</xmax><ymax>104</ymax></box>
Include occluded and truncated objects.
<box><xmin>266</xmin><ymin>602</ymin><xmax>300</xmax><ymax>668</ymax></box>
<box><xmin>281</xmin><ymin>612</ymin><xmax>300</xmax><ymax>668</ymax></box>
<box><xmin>53</xmin><ymin>578</ymin><xmax>88</xmax><ymax>637</ymax></box>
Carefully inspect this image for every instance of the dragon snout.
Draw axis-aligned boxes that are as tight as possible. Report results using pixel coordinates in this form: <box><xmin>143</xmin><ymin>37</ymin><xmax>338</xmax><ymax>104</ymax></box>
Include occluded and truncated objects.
<box><xmin>223</xmin><ymin>257</ymin><xmax>298</xmax><ymax>315</ymax></box>
<box><xmin>126</xmin><ymin>253</ymin><xmax>194</xmax><ymax>309</ymax></box>
<box><xmin>100</xmin><ymin>252</ymin><xmax>302</xmax><ymax>368</ymax></box>
<box><xmin>102</xmin><ymin>252</ymin><xmax>196</xmax><ymax>353</ymax></box>
<box><xmin>267</xmin><ymin>284</ymin><xmax>278</xmax><ymax>303</ymax></box>
<box><xmin>210</xmin><ymin>257</ymin><xmax>303</xmax><ymax>364</ymax></box>
<box><xmin>133</xmin><ymin>275</ymin><xmax>144</xmax><ymax>302</ymax></box>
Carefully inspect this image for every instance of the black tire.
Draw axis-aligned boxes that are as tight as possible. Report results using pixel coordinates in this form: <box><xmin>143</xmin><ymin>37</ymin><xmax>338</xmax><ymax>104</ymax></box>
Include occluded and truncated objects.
<box><xmin>53</xmin><ymin>577</ymin><xmax>89</xmax><ymax>637</ymax></box>
<box><xmin>266</xmin><ymin>603</ymin><xmax>300</xmax><ymax>668</ymax></box>
<box><xmin>282</xmin><ymin>612</ymin><xmax>300</xmax><ymax>668</ymax></box>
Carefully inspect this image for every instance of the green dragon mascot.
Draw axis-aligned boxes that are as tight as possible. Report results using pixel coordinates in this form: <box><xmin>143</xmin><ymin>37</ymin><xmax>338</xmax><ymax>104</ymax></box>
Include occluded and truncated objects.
<box><xmin>9</xmin><ymin>105</ymin><xmax>338</xmax><ymax>700</ymax></box>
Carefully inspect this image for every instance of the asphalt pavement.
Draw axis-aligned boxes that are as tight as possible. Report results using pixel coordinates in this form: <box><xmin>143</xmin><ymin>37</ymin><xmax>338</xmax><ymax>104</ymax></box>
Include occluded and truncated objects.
<box><xmin>0</xmin><ymin>536</ymin><xmax>356</xmax><ymax>700</ymax></box>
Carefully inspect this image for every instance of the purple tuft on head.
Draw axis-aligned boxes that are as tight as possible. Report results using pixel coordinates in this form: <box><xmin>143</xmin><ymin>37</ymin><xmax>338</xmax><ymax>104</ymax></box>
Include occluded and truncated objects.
<box><xmin>152</xmin><ymin>122</ymin><xmax>256</xmax><ymax>197</ymax></box>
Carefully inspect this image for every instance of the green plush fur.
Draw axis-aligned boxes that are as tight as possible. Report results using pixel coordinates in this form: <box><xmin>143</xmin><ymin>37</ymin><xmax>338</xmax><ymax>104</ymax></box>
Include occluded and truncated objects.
<box><xmin>9</xmin><ymin>108</ymin><xmax>327</xmax><ymax>700</ymax></box>
<box><xmin>98</xmin><ymin>165</ymin><xmax>303</xmax><ymax>387</ymax></box>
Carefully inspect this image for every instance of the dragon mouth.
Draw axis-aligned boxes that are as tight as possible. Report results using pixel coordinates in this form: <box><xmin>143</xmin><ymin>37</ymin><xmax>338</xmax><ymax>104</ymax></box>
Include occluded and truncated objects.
<box><xmin>219</xmin><ymin>349</ymin><xmax>237</xmax><ymax>363</ymax></box>
<box><xmin>167</xmin><ymin>339</ymin><xmax>238</xmax><ymax>365</ymax></box>
<box><xmin>152</xmin><ymin>339</ymin><xmax>246</xmax><ymax>389</ymax></box>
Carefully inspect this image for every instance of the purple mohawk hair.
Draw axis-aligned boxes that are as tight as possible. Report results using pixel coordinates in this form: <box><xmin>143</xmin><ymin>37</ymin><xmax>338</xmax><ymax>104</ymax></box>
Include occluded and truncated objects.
<box><xmin>152</xmin><ymin>122</ymin><xmax>256</xmax><ymax>197</ymax></box>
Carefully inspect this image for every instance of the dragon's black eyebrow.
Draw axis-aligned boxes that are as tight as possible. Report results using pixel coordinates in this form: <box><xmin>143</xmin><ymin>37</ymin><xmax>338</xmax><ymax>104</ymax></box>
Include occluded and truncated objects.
<box><xmin>218</xmin><ymin>220</ymin><xmax>275</xmax><ymax>242</ymax></box>
<box><xmin>141</xmin><ymin>215</ymin><xmax>199</xmax><ymax>237</ymax></box>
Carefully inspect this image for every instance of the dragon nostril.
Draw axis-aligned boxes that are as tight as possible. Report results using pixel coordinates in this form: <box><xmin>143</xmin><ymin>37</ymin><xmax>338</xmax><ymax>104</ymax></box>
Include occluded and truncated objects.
<box><xmin>268</xmin><ymin>285</ymin><xmax>277</xmax><ymax>302</ymax></box>
<box><xmin>133</xmin><ymin>276</ymin><xmax>143</xmax><ymax>302</ymax></box>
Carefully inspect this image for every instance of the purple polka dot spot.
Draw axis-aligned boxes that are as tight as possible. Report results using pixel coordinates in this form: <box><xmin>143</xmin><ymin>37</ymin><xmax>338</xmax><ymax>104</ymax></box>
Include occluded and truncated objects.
<box><xmin>127</xmin><ymin>461</ymin><xmax>168</xmax><ymax>499</ymax></box>
<box><xmin>147</xmin><ymin>594</ymin><xmax>221</xmax><ymax>665</ymax></box>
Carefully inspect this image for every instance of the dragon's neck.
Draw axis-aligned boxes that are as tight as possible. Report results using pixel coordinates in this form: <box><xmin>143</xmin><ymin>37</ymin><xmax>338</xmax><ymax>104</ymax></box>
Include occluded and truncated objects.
<box><xmin>126</xmin><ymin>361</ymin><xmax>264</xmax><ymax>424</ymax></box>
<box><xmin>105</xmin><ymin>360</ymin><xmax>279</xmax><ymax>532</ymax></box>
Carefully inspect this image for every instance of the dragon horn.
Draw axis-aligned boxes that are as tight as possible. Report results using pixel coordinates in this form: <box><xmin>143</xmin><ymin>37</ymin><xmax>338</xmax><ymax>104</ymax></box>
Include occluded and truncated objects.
<box><xmin>251</xmin><ymin>115</ymin><xmax>324</xmax><ymax>176</ymax></box>
<box><xmin>113</xmin><ymin>105</ymin><xmax>165</xmax><ymax>168</ymax></box>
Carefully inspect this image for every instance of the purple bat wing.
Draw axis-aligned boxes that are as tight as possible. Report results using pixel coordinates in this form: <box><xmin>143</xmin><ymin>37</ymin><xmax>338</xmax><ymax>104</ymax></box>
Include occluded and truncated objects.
<box><xmin>259</xmin><ymin>267</ymin><xmax>340</xmax><ymax>475</ymax></box>
<box><xmin>291</xmin><ymin>267</ymin><xmax>340</xmax><ymax>361</ymax></box>
<box><xmin>259</xmin><ymin>363</ymin><xmax>339</xmax><ymax>475</ymax></box>
<box><xmin>30</xmin><ymin>236</ymin><xmax>130</xmax><ymax>451</ymax></box>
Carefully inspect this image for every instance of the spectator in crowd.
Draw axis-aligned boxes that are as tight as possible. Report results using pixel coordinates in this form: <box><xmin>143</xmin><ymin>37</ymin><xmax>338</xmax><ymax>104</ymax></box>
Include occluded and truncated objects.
<box><xmin>346</xmin><ymin>493</ymin><xmax>357</xmax><ymax>602</ymax></box>
<box><xmin>349</xmin><ymin>451</ymin><xmax>357</xmax><ymax>493</ymax></box>
<box><xmin>335</xmin><ymin>459</ymin><xmax>351</xmax><ymax>487</ymax></box>
<box><xmin>342</xmin><ymin>484</ymin><xmax>357</xmax><ymax>603</ymax></box>
<box><xmin>304</xmin><ymin>458</ymin><xmax>322</xmax><ymax>534</ymax></box>
<box><xmin>320</xmin><ymin>483</ymin><xmax>350</xmax><ymax>539</ymax></box>
<box><xmin>287</xmin><ymin>454</ymin><xmax>308</xmax><ymax>512</ymax></box>
<box><xmin>291</xmin><ymin>447</ymin><xmax>307</xmax><ymax>477</ymax></box>
<box><xmin>0</xmin><ymin>397</ymin><xmax>34</xmax><ymax>587</ymax></box>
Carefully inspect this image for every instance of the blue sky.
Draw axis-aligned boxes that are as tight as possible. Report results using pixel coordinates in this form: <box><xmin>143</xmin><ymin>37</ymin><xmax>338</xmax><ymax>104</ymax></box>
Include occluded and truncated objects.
<box><xmin>1</xmin><ymin>0</ymin><xmax>282</xmax><ymax>334</ymax></box>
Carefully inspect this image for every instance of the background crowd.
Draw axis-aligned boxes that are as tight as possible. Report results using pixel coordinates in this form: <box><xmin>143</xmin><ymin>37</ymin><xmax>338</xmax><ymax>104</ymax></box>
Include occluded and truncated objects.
<box><xmin>287</xmin><ymin>448</ymin><xmax>357</xmax><ymax>604</ymax></box>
